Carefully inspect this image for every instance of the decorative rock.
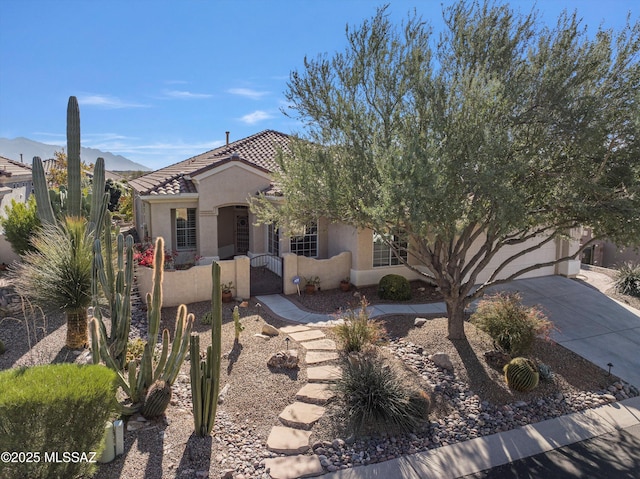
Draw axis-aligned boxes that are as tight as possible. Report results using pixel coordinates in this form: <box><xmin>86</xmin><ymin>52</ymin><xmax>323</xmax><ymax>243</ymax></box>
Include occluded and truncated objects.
<box><xmin>254</xmin><ymin>334</ymin><xmax>271</xmax><ymax>340</ymax></box>
<box><xmin>217</xmin><ymin>384</ymin><xmax>230</xmax><ymax>404</ymax></box>
<box><xmin>414</xmin><ymin>317</ymin><xmax>428</xmax><ymax>327</ymax></box>
<box><xmin>428</xmin><ymin>352</ymin><xmax>454</xmax><ymax>370</ymax></box>
<box><xmin>239</xmin><ymin>301</ymin><xmax>249</xmax><ymax>307</ymax></box>
<box><xmin>221</xmin><ymin>470</ymin><xmax>234</xmax><ymax>479</ymax></box>
<box><xmin>267</xmin><ymin>350</ymin><xmax>299</xmax><ymax>369</ymax></box>
<box><xmin>262</xmin><ymin>324</ymin><xmax>280</xmax><ymax>336</ymax></box>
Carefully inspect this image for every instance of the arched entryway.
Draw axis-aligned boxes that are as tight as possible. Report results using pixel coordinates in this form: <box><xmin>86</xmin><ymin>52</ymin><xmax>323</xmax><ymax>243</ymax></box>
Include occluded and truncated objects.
<box><xmin>217</xmin><ymin>205</ymin><xmax>250</xmax><ymax>260</ymax></box>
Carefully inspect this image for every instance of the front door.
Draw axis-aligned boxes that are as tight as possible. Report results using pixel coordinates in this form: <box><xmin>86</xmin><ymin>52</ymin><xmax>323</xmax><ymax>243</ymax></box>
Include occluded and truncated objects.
<box><xmin>236</xmin><ymin>215</ymin><xmax>249</xmax><ymax>255</ymax></box>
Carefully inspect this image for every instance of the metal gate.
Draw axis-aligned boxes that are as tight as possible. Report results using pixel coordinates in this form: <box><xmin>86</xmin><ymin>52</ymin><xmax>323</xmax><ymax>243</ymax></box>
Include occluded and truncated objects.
<box><xmin>250</xmin><ymin>254</ymin><xmax>283</xmax><ymax>296</ymax></box>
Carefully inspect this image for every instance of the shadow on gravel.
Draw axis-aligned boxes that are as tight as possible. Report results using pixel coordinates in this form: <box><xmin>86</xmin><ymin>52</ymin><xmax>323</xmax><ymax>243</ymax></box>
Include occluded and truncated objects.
<box><xmin>176</xmin><ymin>433</ymin><xmax>212</xmax><ymax>477</ymax></box>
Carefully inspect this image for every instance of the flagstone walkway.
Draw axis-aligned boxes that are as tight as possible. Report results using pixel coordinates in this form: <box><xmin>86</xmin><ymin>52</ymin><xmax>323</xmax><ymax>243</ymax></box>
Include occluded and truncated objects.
<box><xmin>264</xmin><ymin>325</ymin><xmax>341</xmax><ymax>479</ymax></box>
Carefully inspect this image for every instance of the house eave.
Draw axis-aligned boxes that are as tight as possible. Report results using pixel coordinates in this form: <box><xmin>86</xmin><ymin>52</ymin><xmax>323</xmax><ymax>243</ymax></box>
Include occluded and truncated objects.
<box><xmin>140</xmin><ymin>193</ymin><xmax>200</xmax><ymax>203</ymax></box>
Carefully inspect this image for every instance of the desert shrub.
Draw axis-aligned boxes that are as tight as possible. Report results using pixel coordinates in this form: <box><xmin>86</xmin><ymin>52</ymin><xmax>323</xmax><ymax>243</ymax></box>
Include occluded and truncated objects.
<box><xmin>333</xmin><ymin>298</ymin><xmax>385</xmax><ymax>353</ymax></box>
<box><xmin>504</xmin><ymin>357</ymin><xmax>540</xmax><ymax>392</ymax></box>
<box><xmin>378</xmin><ymin>274</ymin><xmax>411</xmax><ymax>301</ymax></box>
<box><xmin>0</xmin><ymin>196</ymin><xmax>41</xmax><ymax>256</ymax></box>
<box><xmin>471</xmin><ymin>292</ymin><xmax>553</xmax><ymax>356</ymax></box>
<box><xmin>337</xmin><ymin>349</ymin><xmax>428</xmax><ymax>434</ymax></box>
<box><xmin>0</xmin><ymin>364</ymin><xmax>118</xmax><ymax>479</ymax></box>
<box><xmin>614</xmin><ymin>262</ymin><xmax>640</xmax><ymax>298</ymax></box>
<box><xmin>201</xmin><ymin>311</ymin><xmax>213</xmax><ymax>325</ymax></box>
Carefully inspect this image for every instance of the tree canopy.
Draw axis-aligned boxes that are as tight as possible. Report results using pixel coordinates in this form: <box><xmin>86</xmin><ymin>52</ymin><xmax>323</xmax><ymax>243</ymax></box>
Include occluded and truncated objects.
<box><xmin>254</xmin><ymin>1</ymin><xmax>640</xmax><ymax>339</ymax></box>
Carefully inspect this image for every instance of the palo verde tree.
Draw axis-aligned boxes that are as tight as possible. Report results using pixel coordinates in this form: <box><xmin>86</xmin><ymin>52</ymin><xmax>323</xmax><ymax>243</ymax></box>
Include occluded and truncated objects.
<box><xmin>254</xmin><ymin>2</ymin><xmax>640</xmax><ymax>339</ymax></box>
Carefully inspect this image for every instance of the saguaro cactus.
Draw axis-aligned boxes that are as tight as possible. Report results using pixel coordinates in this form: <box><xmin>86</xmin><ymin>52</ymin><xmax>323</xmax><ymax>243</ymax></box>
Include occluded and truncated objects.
<box><xmin>190</xmin><ymin>261</ymin><xmax>223</xmax><ymax>436</ymax></box>
<box><xmin>66</xmin><ymin>96</ymin><xmax>82</xmax><ymax>218</ymax></box>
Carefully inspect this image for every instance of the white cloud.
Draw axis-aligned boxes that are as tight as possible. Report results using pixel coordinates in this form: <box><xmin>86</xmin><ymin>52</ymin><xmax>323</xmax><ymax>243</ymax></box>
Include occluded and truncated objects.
<box><xmin>163</xmin><ymin>90</ymin><xmax>213</xmax><ymax>99</ymax></box>
<box><xmin>78</xmin><ymin>95</ymin><xmax>149</xmax><ymax>109</ymax></box>
<box><xmin>239</xmin><ymin>110</ymin><xmax>274</xmax><ymax>125</ymax></box>
<box><xmin>227</xmin><ymin>88</ymin><xmax>270</xmax><ymax>100</ymax></box>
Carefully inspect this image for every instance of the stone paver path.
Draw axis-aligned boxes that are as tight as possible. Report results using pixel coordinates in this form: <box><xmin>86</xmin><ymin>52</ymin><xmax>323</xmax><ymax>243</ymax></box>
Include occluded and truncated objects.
<box><xmin>265</xmin><ymin>325</ymin><xmax>341</xmax><ymax>477</ymax></box>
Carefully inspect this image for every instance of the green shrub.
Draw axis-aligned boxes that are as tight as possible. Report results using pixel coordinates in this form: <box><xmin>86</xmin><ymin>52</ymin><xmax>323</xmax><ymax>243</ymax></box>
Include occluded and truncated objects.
<box><xmin>378</xmin><ymin>274</ymin><xmax>411</xmax><ymax>301</ymax></box>
<box><xmin>471</xmin><ymin>292</ymin><xmax>553</xmax><ymax>356</ymax></box>
<box><xmin>337</xmin><ymin>349</ymin><xmax>428</xmax><ymax>434</ymax></box>
<box><xmin>504</xmin><ymin>357</ymin><xmax>540</xmax><ymax>392</ymax></box>
<box><xmin>0</xmin><ymin>364</ymin><xmax>118</xmax><ymax>479</ymax></box>
<box><xmin>0</xmin><ymin>196</ymin><xmax>41</xmax><ymax>256</ymax></box>
<box><xmin>614</xmin><ymin>262</ymin><xmax>640</xmax><ymax>298</ymax></box>
<box><xmin>201</xmin><ymin>311</ymin><xmax>213</xmax><ymax>325</ymax></box>
<box><xmin>333</xmin><ymin>298</ymin><xmax>385</xmax><ymax>353</ymax></box>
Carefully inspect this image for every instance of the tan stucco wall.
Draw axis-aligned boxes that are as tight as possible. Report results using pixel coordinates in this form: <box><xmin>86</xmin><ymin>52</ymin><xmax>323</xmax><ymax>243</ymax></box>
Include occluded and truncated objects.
<box><xmin>294</xmin><ymin>251</ymin><xmax>352</xmax><ymax>291</ymax></box>
<box><xmin>136</xmin><ymin>257</ymin><xmax>249</xmax><ymax>307</ymax></box>
<box><xmin>196</xmin><ymin>164</ymin><xmax>271</xmax><ymax>209</ymax></box>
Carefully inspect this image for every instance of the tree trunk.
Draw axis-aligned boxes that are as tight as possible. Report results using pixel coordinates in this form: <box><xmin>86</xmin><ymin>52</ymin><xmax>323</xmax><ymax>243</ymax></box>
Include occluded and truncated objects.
<box><xmin>66</xmin><ymin>307</ymin><xmax>88</xmax><ymax>349</ymax></box>
<box><xmin>446</xmin><ymin>299</ymin><xmax>467</xmax><ymax>340</ymax></box>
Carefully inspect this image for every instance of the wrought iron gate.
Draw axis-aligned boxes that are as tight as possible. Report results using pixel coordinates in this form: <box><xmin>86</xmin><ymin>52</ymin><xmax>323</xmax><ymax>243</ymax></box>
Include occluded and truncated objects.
<box><xmin>250</xmin><ymin>254</ymin><xmax>283</xmax><ymax>296</ymax></box>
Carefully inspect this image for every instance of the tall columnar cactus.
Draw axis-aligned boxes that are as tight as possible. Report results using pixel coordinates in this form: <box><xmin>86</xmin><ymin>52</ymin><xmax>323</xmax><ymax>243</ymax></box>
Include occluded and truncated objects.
<box><xmin>91</xmin><ymin>225</ymin><xmax>135</xmax><ymax>370</ymax></box>
<box><xmin>233</xmin><ymin>305</ymin><xmax>243</xmax><ymax>341</ymax></box>
<box><xmin>66</xmin><ymin>96</ymin><xmax>82</xmax><ymax>218</ymax></box>
<box><xmin>190</xmin><ymin>261</ymin><xmax>223</xmax><ymax>436</ymax></box>
<box><xmin>90</xmin><ymin>236</ymin><xmax>194</xmax><ymax>411</ymax></box>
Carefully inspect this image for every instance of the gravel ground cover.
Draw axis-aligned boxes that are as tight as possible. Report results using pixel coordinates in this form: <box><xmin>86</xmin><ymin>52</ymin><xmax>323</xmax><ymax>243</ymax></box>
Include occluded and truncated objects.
<box><xmin>0</xmin><ymin>275</ymin><xmax>638</xmax><ymax>479</ymax></box>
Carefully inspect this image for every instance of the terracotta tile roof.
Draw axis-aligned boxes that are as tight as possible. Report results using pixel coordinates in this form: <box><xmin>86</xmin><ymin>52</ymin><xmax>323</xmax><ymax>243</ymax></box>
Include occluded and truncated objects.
<box><xmin>0</xmin><ymin>155</ymin><xmax>32</xmax><ymax>178</ymax></box>
<box><xmin>129</xmin><ymin>130</ymin><xmax>291</xmax><ymax>195</ymax></box>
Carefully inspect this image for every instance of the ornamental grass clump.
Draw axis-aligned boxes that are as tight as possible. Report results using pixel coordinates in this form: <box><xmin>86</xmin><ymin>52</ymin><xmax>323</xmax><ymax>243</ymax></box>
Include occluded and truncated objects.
<box><xmin>337</xmin><ymin>349</ymin><xmax>429</xmax><ymax>434</ymax></box>
<box><xmin>471</xmin><ymin>292</ymin><xmax>553</xmax><ymax>357</ymax></box>
<box><xmin>333</xmin><ymin>297</ymin><xmax>385</xmax><ymax>353</ymax></box>
<box><xmin>614</xmin><ymin>262</ymin><xmax>640</xmax><ymax>298</ymax></box>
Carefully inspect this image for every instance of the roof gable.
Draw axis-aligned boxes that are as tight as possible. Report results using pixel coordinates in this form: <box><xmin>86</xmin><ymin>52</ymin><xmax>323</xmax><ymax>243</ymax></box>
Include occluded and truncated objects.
<box><xmin>129</xmin><ymin>130</ymin><xmax>291</xmax><ymax>195</ymax></box>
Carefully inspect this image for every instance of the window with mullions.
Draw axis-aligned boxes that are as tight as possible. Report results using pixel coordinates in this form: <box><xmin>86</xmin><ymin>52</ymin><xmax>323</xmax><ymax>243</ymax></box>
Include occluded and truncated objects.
<box><xmin>290</xmin><ymin>223</ymin><xmax>318</xmax><ymax>257</ymax></box>
<box><xmin>373</xmin><ymin>231</ymin><xmax>407</xmax><ymax>267</ymax></box>
<box><xmin>175</xmin><ymin>208</ymin><xmax>196</xmax><ymax>249</ymax></box>
<box><xmin>268</xmin><ymin>224</ymin><xmax>280</xmax><ymax>256</ymax></box>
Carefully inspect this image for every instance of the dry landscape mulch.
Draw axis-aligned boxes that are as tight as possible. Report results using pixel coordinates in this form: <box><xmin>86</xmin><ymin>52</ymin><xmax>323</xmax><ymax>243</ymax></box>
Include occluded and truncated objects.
<box><xmin>0</xmin><ymin>278</ymin><xmax>635</xmax><ymax>479</ymax></box>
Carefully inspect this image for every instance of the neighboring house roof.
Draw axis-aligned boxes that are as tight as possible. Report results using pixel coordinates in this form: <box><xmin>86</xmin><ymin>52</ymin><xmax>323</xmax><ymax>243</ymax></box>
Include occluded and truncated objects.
<box><xmin>128</xmin><ymin>130</ymin><xmax>291</xmax><ymax>196</ymax></box>
<box><xmin>0</xmin><ymin>155</ymin><xmax>32</xmax><ymax>179</ymax></box>
<box><xmin>41</xmin><ymin>158</ymin><xmax>122</xmax><ymax>182</ymax></box>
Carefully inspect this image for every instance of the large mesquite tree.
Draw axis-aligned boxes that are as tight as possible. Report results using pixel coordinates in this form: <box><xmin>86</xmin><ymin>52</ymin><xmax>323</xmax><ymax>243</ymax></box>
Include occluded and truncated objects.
<box><xmin>254</xmin><ymin>2</ymin><xmax>640</xmax><ymax>339</ymax></box>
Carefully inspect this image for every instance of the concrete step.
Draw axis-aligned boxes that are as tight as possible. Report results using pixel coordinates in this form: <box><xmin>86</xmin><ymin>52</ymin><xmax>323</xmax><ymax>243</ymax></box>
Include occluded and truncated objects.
<box><xmin>279</xmin><ymin>401</ymin><xmax>326</xmax><ymax>430</ymax></box>
<box><xmin>266</xmin><ymin>426</ymin><xmax>312</xmax><ymax>454</ymax></box>
<box><xmin>307</xmin><ymin>365</ymin><xmax>342</xmax><ymax>383</ymax></box>
<box><xmin>305</xmin><ymin>350</ymin><xmax>339</xmax><ymax>364</ymax></box>
<box><xmin>264</xmin><ymin>454</ymin><xmax>324</xmax><ymax>479</ymax></box>
<box><xmin>296</xmin><ymin>383</ymin><xmax>336</xmax><ymax>405</ymax></box>
<box><xmin>287</xmin><ymin>329</ymin><xmax>326</xmax><ymax>342</ymax></box>
<box><xmin>301</xmin><ymin>338</ymin><xmax>337</xmax><ymax>351</ymax></box>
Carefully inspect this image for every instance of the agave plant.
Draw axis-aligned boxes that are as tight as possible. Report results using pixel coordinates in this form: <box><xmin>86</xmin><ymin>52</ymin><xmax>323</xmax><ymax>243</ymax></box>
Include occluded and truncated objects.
<box><xmin>10</xmin><ymin>217</ymin><xmax>94</xmax><ymax>349</ymax></box>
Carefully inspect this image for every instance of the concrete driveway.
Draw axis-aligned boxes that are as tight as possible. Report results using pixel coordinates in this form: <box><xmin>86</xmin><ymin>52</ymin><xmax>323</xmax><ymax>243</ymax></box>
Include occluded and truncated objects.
<box><xmin>487</xmin><ymin>275</ymin><xmax>640</xmax><ymax>389</ymax></box>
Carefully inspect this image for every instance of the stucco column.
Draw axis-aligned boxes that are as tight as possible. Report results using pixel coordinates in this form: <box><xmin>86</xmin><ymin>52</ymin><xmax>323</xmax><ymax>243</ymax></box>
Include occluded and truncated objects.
<box><xmin>199</xmin><ymin>208</ymin><xmax>218</xmax><ymax>257</ymax></box>
<box><xmin>282</xmin><ymin>253</ymin><xmax>299</xmax><ymax>295</ymax></box>
<box><xmin>234</xmin><ymin>255</ymin><xmax>250</xmax><ymax>299</ymax></box>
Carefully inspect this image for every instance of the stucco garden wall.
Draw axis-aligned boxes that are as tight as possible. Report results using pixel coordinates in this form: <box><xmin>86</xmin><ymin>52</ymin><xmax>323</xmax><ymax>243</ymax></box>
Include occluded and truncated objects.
<box><xmin>282</xmin><ymin>251</ymin><xmax>352</xmax><ymax>295</ymax></box>
<box><xmin>136</xmin><ymin>256</ymin><xmax>250</xmax><ymax>307</ymax></box>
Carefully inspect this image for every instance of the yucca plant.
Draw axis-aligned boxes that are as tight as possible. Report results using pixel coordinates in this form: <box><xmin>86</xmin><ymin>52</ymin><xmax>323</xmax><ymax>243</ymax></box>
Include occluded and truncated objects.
<box><xmin>10</xmin><ymin>217</ymin><xmax>94</xmax><ymax>348</ymax></box>
<box><xmin>614</xmin><ymin>262</ymin><xmax>640</xmax><ymax>298</ymax></box>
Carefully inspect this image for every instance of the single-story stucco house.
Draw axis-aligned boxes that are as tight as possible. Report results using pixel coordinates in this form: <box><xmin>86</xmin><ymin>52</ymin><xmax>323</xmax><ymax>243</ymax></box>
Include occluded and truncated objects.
<box><xmin>128</xmin><ymin>130</ymin><xmax>580</xmax><ymax>306</ymax></box>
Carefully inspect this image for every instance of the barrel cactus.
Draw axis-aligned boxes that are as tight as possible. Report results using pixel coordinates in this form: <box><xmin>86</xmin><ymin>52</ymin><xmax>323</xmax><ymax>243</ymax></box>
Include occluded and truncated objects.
<box><xmin>503</xmin><ymin>357</ymin><xmax>539</xmax><ymax>392</ymax></box>
<box><xmin>142</xmin><ymin>379</ymin><xmax>172</xmax><ymax>418</ymax></box>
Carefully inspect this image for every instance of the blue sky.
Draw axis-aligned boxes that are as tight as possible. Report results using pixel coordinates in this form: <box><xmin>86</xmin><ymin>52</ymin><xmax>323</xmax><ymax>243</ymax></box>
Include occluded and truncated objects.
<box><xmin>1</xmin><ymin>0</ymin><xmax>637</xmax><ymax>171</ymax></box>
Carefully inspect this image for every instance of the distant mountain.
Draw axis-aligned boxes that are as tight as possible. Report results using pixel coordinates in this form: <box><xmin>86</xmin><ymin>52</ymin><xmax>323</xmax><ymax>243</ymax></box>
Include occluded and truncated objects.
<box><xmin>0</xmin><ymin>137</ymin><xmax>151</xmax><ymax>172</ymax></box>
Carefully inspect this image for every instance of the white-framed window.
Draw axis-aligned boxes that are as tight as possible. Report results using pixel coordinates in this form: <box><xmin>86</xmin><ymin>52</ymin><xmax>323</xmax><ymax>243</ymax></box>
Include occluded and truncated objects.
<box><xmin>373</xmin><ymin>231</ymin><xmax>408</xmax><ymax>267</ymax></box>
<box><xmin>290</xmin><ymin>222</ymin><xmax>318</xmax><ymax>257</ymax></box>
<box><xmin>268</xmin><ymin>224</ymin><xmax>280</xmax><ymax>256</ymax></box>
<box><xmin>175</xmin><ymin>208</ymin><xmax>196</xmax><ymax>249</ymax></box>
